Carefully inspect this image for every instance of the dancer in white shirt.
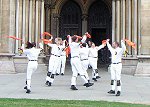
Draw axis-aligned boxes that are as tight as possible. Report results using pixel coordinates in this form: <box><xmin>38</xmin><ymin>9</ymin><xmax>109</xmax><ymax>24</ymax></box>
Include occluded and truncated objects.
<box><xmin>22</xmin><ymin>42</ymin><xmax>43</xmax><ymax>93</ymax></box>
<box><xmin>69</xmin><ymin>35</ymin><xmax>94</xmax><ymax>90</ymax></box>
<box><xmin>106</xmin><ymin>39</ymin><xmax>126</xmax><ymax>96</ymax></box>
<box><xmin>79</xmin><ymin>43</ymin><xmax>90</xmax><ymax>82</ymax></box>
<box><xmin>89</xmin><ymin>42</ymin><xmax>105</xmax><ymax>81</ymax></box>
<box><xmin>45</xmin><ymin>37</ymin><xmax>62</xmax><ymax>86</ymax></box>
<box><xmin>56</xmin><ymin>40</ymin><xmax>66</xmax><ymax>75</ymax></box>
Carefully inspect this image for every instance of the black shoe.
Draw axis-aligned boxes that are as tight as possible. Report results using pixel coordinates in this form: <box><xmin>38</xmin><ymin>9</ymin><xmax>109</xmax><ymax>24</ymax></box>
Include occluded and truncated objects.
<box><xmin>84</xmin><ymin>83</ymin><xmax>94</xmax><ymax>87</ymax></box>
<box><xmin>61</xmin><ymin>73</ymin><xmax>64</xmax><ymax>76</ymax></box>
<box><xmin>108</xmin><ymin>90</ymin><xmax>115</xmax><ymax>94</ymax></box>
<box><xmin>116</xmin><ymin>91</ymin><xmax>121</xmax><ymax>96</ymax></box>
<box><xmin>45</xmin><ymin>81</ymin><xmax>49</xmax><ymax>85</ymax></box>
<box><xmin>26</xmin><ymin>89</ymin><xmax>31</xmax><ymax>94</ymax></box>
<box><xmin>96</xmin><ymin>76</ymin><xmax>101</xmax><ymax>79</ymax></box>
<box><xmin>70</xmin><ymin>85</ymin><xmax>78</xmax><ymax>90</ymax></box>
<box><xmin>24</xmin><ymin>86</ymin><xmax>27</xmax><ymax>90</ymax></box>
<box><xmin>92</xmin><ymin>78</ymin><xmax>97</xmax><ymax>82</ymax></box>
<box><xmin>47</xmin><ymin>82</ymin><xmax>52</xmax><ymax>86</ymax></box>
<box><xmin>56</xmin><ymin>73</ymin><xmax>59</xmax><ymax>76</ymax></box>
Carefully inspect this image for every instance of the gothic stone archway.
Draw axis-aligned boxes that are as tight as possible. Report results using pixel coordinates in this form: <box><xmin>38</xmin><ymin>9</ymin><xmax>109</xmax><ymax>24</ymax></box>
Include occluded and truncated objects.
<box><xmin>88</xmin><ymin>0</ymin><xmax>112</xmax><ymax>63</ymax></box>
<box><xmin>59</xmin><ymin>0</ymin><xmax>82</xmax><ymax>39</ymax></box>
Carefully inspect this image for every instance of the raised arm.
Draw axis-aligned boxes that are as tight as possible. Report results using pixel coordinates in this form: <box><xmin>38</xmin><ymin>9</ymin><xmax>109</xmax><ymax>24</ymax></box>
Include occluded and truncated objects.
<box><xmin>81</xmin><ymin>35</ymin><xmax>87</xmax><ymax>43</ymax></box>
<box><xmin>121</xmin><ymin>40</ymin><xmax>126</xmax><ymax>53</ymax></box>
<box><xmin>21</xmin><ymin>44</ymin><xmax>30</xmax><ymax>54</ymax></box>
<box><xmin>106</xmin><ymin>39</ymin><xmax>114</xmax><ymax>54</ymax></box>
<box><xmin>97</xmin><ymin>44</ymin><xmax>105</xmax><ymax>50</ymax></box>
<box><xmin>68</xmin><ymin>35</ymin><xmax>72</xmax><ymax>45</ymax></box>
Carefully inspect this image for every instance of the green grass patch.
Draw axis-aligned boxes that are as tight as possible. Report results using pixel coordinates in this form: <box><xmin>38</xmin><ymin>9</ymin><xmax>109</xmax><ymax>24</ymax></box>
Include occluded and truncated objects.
<box><xmin>0</xmin><ymin>99</ymin><xmax>149</xmax><ymax>107</ymax></box>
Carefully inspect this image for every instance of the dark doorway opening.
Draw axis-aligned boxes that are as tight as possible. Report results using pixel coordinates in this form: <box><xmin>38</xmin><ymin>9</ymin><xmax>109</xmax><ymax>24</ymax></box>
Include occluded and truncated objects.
<box><xmin>88</xmin><ymin>0</ymin><xmax>112</xmax><ymax>64</ymax></box>
<box><xmin>91</xmin><ymin>28</ymin><xmax>107</xmax><ymax>46</ymax></box>
<box><xmin>59</xmin><ymin>1</ymin><xmax>82</xmax><ymax>40</ymax></box>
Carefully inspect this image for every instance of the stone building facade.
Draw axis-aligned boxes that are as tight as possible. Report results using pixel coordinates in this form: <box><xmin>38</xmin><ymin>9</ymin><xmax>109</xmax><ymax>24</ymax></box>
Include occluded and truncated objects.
<box><xmin>0</xmin><ymin>0</ymin><xmax>150</xmax><ymax>76</ymax></box>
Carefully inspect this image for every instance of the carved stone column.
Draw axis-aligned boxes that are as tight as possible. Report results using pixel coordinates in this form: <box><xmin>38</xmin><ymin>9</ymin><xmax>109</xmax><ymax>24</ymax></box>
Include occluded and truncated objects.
<box><xmin>82</xmin><ymin>14</ymin><xmax>88</xmax><ymax>35</ymax></box>
<box><xmin>126</xmin><ymin>0</ymin><xmax>132</xmax><ymax>54</ymax></box>
<box><xmin>44</xmin><ymin>0</ymin><xmax>56</xmax><ymax>54</ymax></box>
<box><xmin>22</xmin><ymin>0</ymin><xmax>26</xmax><ymax>42</ymax></box>
<box><xmin>29</xmin><ymin>0</ymin><xmax>33</xmax><ymax>42</ymax></box>
<box><xmin>9</xmin><ymin>0</ymin><xmax>16</xmax><ymax>53</ymax></box>
<box><xmin>116</xmin><ymin>0</ymin><xmax>121</xmax><ymax>42</ymax></box>
<box><xmin>44</xmin><ymin>0</ymin><xmax>56</xmax><ymax>33</ymax></box>
<box><xmin>0</xmin><ymin>0</ymin><xmax>2</xmax><ymax>53</ymax></box>
<box><xmin>121</xmin><ymin>0</ymin><xmax>126</xmax><ymax>40</ymax></box>
<box><xmin>41</xmin><ymin>0</ymin><xmax>45</xmax><ymax>39</ymax></box>
<box><xmin>133</xmin><ymin>0</ymin><xmax>138</xmax><ymax>55</ymax></box>
<box><xmin>112</xmin><ymin>0</ymin><xmax>116</xmax><ymax>42</ymax></box>
<box><xmin>16</xmin><ymin>0</ymin><xmax>19</xmax><ymax>53</ymax></box>
<box><xmin>138</xmin><ymin>0</ymin><xmax>141</xmax><ymax>55</ymax></box>
<box><xmin>35</xmin><ymin>0</ymin><xmax>39</xmax><ymax>46</ymax></box>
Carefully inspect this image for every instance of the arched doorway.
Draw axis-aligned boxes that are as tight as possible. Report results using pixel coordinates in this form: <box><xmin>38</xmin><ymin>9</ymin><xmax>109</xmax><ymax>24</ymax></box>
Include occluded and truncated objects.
<box><xmin>59</xmin><ymin>1</ymin><xmax>82</xmax><ymax>39</ymax></box>
<box><xmin>88</xmin><ymin>0</ymin><xmax>112</xmax><ymax>63</ymax></box>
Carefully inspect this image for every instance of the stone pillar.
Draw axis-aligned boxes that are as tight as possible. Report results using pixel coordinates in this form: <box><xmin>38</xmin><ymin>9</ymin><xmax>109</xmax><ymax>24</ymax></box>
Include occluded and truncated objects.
<box><xmin>112</xmin><ymin>0</ymin><xmax>116</xmax><ymax>42</ymax></box>
<box><xmin>25</xmin><ymin>0</ymin><xmax>29</xmax><ymax>41</ymax></box>
<box><xmin>29</xmin><ymin>0</ymin><xmax>33</xmax><ymax>42</ymax></box>
<box><xmin>15</xmin><ymin>0</ymin><xmax>19</xmax><ymax>53</ymax></box>
<box><xmin>32</xmin><ymin>0</ymin><xmax>35</xmax><ymax>41</ymax></box>
<box><xmin>82</xmin><ymin>14</ymin><xmax>88</xmax><ymax>35</ymax></box>
<box><xmin>52</xmin><ymin>13</ymin><xmax>59</xmax><ymax>38</ymax></box>
<box><xmin>0</xmin><ymin>0</ymin><xmax>2</xmax><ymax>52</ymax></box>
<box><xmin>126</xmin><ymin>0</ymin><xmax>132</xmax><ymax>54</ymax></box>
<box><xmin>22</xmin><ymin>0</ymin><xmax>26</xmax><ymax>42</ymax></box>
<box><xmin>35</xmin><ymin>0</ymin><xmax>39</xmax><ymax>46</ymax></box>
<box><xmin>41</xmin><ymin>0</ymin><xmax>45</xmax><ymax>39</ymax></box>
<box><xmin>116</xmin><ymin>0</ymin><xmax>121</xmax><ymax>42</ymax></box>
<box><xmin>18</xmin><ymin>0</ymin><xmax>23</xmax><ymax>47</ymax></box>
<box><xmin>138</xmin><ymin>0</ymin><xmax>141</xmax><ymax>55</ymax></box>
<box><xmin>133</xmin><ymin>0</ymin><xmax>138</xmax><ymax>55</ymax></box>
<box><xmin>45</xmin><ymin>5</ymin><xmax>51</xmax><ymax>33</ymax></box>
<box><xmin>121</xmin><ymin>0</ymin><xmax>126</xmax><ymax>40</ymax></box>
<box><xmin>9</xmin><ymin>0</ymin><xmax>16</xmax><ymax>53</ymax></box>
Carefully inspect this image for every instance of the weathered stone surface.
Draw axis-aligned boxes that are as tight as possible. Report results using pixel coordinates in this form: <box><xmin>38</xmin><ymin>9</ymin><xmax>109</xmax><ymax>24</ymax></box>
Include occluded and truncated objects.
<box><xmin>135</xmin><ymin>55</ymin><xmax>150</xmax><ymax>76</ymax></box>
<box><xmin>0</xmin><ymin>53</ymin><xmax>15</xmax><ymax>73</ymax></box>
<box><xmin>13</xmin><ymin>56</ymin><xmax>47</xmax><ymax>73</ymax></box>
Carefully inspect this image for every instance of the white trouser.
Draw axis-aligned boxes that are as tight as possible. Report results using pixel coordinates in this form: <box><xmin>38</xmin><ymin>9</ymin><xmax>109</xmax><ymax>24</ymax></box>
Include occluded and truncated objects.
<box><xmin>89</xmin><ymin>57</ymin><xmax>99</xmax><ymax>78</ymax></box>
<box><xmin>71</xmin><ymin>57</ymin><xmax>88</xmax><ymax>86</ymax></box>
<box><xmin>110</xmin><ymin>63</ymin><xmax>122</xmax><ymax>91</ymax></box>
<box><xmin>60</xmin><ymin>55</ymin><xmax>66</xmax><ymax>74</ymax></box>
<box><xmin>56</xmin><ymin>57</ymin><xmax>61</xmax><ymax>74</ymax></box>
<box><xmin>81</xmin><ymin>59</ymin><xmax>90</xmax><ymax>80</ymax></box>
<box><xmin>26</xmin><ymin>61</ymin><xmax>38</xmax><ymax>90</ymax></box>
<box><xmin>46</xmin><ymin>55</ymin><xmax>60</xmax><ymax>83</ymax></box>
<box><xmin>56</xmin><ymin>55</ymin><xmax>66</xmax><ymax>74</ymax></box>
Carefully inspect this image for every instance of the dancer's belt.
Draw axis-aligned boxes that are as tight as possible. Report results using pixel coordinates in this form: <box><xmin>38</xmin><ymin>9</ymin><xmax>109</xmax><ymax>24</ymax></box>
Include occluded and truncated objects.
<box><xmin>51</xmin><ymin>54</ymin><xmax>60</xmax><ymax>57</ymax></box>
<box><xmin>29</xmin><ymin>60</ymin><xmax>37</xmax><ymax>61</ymax></box>
<box><xmin>112</xmin><ymin>62</ymin><xmax>121</xmax><ymax>64</ymax></box>
<box><xmin>71</xmin><ymin>56</ymin><xmax>79</xmax><ymax>58</ymax></box>
<box><xmin>81</xmin><ymin>59</ymin><xmax>88</xmax><ymax>61</ymax></box>
<box><xmin>89</xmin><ymin>56</ymin><xmax>97</xmax><ymax>58</ymax></box>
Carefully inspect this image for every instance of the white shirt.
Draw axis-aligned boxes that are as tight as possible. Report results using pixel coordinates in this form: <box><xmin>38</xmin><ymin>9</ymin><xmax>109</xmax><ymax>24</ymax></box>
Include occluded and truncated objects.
<box><xmin>48</xmin><ymin>44</ymin><xmax>61</xmax><ymax>56</ymax></box>
<box><xmin>21</xmin><ymin>43</ymin><xmax>43</xmax><ymax>60</ymax></box>
<box><xmin>107</xmin><ymin>41</ymin><xmax>126</xmax><ymax>63</ymax></box>
<box><xmin>23</xmin><ymin>47</ymin><xmax>41</xmax><ymax>60</ymax></box>
<box><xmin>79</xmin><ymin>47</ymin><xmax>90</xmax><ymax>60</ymax></box>
<box><xmin>89</xmin><ymin>45</ymin><xmax>105</xmax><ymax>58</ymax></box>
<box><xmin>59</xmin><ymin>42</ymin><xmax>66</xmax><ymax>56</ymax></box>
<box><xmin>69</xmin><ymin>36</ymin><xmax>87</xmax><ymax>58</ymax></box>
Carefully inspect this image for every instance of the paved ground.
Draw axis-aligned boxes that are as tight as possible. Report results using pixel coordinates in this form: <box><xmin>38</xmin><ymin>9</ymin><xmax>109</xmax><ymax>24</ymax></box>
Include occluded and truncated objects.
<box><xmin>0</xmin><ymin>65</ymin><xmax>150</xmax><ymax>105</ymax></box>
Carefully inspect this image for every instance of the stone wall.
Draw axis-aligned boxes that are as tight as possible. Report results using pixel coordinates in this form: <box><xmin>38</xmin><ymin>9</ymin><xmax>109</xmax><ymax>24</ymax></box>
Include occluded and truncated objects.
<box><xmin>141</xmin><ymin>0</ymin><xmax>150</xmax><ymax>54</ymax></box>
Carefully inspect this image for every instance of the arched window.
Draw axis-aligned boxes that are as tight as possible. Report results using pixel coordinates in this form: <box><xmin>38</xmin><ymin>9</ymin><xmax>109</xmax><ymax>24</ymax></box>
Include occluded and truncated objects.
<box><xmin>59</xmin><ymin>1</ymin><xmax>82</xmax><ymax>39</ymax></box>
